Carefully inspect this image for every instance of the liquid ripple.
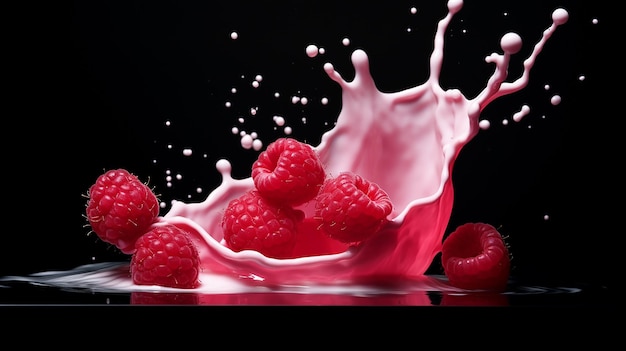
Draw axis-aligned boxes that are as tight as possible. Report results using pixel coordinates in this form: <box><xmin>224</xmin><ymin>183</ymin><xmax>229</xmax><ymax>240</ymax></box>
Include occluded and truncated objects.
<box><xmin>0</xmin><ymin>262</ymin><xmax>585</xmax><ymax>306</ymax></box>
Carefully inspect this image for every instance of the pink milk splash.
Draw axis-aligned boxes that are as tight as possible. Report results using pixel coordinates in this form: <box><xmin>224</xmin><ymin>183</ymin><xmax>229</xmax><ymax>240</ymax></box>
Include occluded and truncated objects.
<box><xmin>153</xmin><ymin>0</ymin><xmax>568</xmax><ymax>287</ymax></box>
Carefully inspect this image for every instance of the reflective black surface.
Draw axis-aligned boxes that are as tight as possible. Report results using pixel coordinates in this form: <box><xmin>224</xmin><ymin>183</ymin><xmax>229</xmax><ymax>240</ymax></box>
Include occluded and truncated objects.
<box><xmin>0</xmin><ymin>261</ymin><xmax>613</xmax><ymax>306</ymax></box>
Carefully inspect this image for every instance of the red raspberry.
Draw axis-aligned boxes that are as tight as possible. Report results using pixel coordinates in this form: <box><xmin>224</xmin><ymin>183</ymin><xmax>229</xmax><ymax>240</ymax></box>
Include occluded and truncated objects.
<box><xmin>221</xmin><ymin>190</ymin><xmax>304</xmax><ymax>259</ymax></box>
<box><xmin>131</xmin><ymin>224</ymin><xmax>200</xmax><ymax>289</ymax></box>
<box><xmin>441</xmin><ymin>222</ymin><xmax>511</xmax><ymax>291</ymax></box>
<box><xmin>85</xmin><ymin>169</ymin><xmax>160</xmax><ymax>254</ymax></box>
<box><xmin>314</xmin><ymin>172</ymin><xmax>393</xmax><ymax>245</ymax></box>
<box><xmin>251</xmin><ymin>137</ymin><xmax>326</xmax><ymax>206</ymax></box>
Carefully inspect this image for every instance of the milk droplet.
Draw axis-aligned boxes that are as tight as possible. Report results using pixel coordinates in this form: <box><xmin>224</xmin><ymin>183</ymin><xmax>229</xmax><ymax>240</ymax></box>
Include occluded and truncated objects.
<box><xmin>501</xmin><ymin>32</ymin><xmax>522</xmax><ymax>54</ymax></box>
<box><xmin>216</xmin><ymin>159</ymin><xmax>232</xmax><ymax>176</ymax></box>
<box><xmin>240</xmin><ymin>134</ymin><xmax>253</xmax><ymax>149</ymax></box>
<box><xmin>342</xmin><ymin>38</ymin><xmax>350</xmax><ymax>46</ymax></box>
<box><xmin>300</xmin><ymin>97</ymin><xmax>308</xmax><ymax>105</ymax></box>
<box><xmin>321</xmin><ymin>97</ymin><xmax>329</xmax><ymax>105</ymax></box>
<box><xmin>183</xmin><ymin>148</ymin><xmax>193</xmax><ymax>156</ymax></box>
<box><xmin>252</xmin><ymin>139</ymin><xmax>263</xmax><ymax>151</ymax></box>
<box><xmin>284</xmin><ymin>126</ymin><xmax>292</xmax><ymax>135</ymax></box>
<box><xmin>273</xmin><ymin>115</ymin><xmax>285</xmax><ymax>126</ymax></box>
<box><xmin>230</xmin><ymin>31</ymin><xmax>238</xmax><ymax>40</ymax></box>
<box><xmin>512</xmin><ymin>105</ymin><xmax>530</xmax><ymax>122</ymax></box>
<box><xmin>225</xmin><ymin>101</ymin><xmax>232</xmax><ymax>107</ymax></box>
<box><xmin>410</xmin><ymin>7</ymin><xmax>417</xmax><ymax>14</ymax></box>
<box><xmin>550</xmin><ymin>95</ymin><xmax>562</xmax><ymax>105</ymax></box>
<box><xmin>252</xmin><ymin>81</ymin><xmax>260</xmax><ymax>88</ymax></box>
<box><xmin>479</xmin><ymin>119</ymin><xmax>491</xmax><ymax>130</ymax></box>
<box><xmin>306</xmin><ymin>44</ymin><xmax>319</xmax><ymax>58</ymax></box>
<box><xmin>552</xmin><ymin>8</ymin><xmax>569</xmax><ymax>25</ymax></box>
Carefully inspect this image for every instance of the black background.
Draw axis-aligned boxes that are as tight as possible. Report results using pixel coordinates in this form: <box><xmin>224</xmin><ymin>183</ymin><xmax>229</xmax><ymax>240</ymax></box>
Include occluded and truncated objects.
<box><xmin>1</xmin><ymin>0</ymin><xmax>615</xmax><ymax>305</ymax></box>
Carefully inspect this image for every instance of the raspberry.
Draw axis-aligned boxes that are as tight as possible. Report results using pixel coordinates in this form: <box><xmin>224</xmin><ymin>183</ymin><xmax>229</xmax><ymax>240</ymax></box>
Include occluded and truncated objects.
<box><xmin>441</xmin><ymin>222</ymin><xmax>511</xmax><ymax>291</ymax></box>
<box><xmin>251</xmin><ymin>137</ymin><xmax>326</xmax><ymax>206</ymax></box>
<box><xmin>85</xmin><ymin>169</ymin><xmax>159</xmax><ymax>254</ymax></box>
<box><xmin>221</xmin><ymin>189</ymin><xmax>304</xmax><ymax>259</ymax></box>
<box><xmin>314</xmin><ymin>172</ymin><xmax>393</xmax><ymax>245</ymax></box>
<box><xmin>131</xmin><ymin>224</ymin><xmax>200</xmax><ymax>289</ymax></box>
